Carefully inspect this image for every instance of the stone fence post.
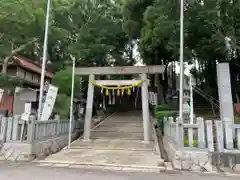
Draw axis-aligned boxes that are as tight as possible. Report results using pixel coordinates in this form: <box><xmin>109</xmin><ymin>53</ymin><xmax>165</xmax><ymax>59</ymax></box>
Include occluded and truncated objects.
<box><xmin>12</xmin><ymin>115</ymin><xmax>21</xmax><ymax>140</ymax></box>
<box><xmin>55</xmin><ymin>114</ymin><xmax>60</xmax><ymax>136</ymax></box>
<box><xmin>0</xmin><ymin>116</ymin><xmax>8</xmax><ymax>143</ymax></box>
<box><xmin>27</xmin><ymin>115</ymin><xmax>36</xmax><ymax>143</ymax></box>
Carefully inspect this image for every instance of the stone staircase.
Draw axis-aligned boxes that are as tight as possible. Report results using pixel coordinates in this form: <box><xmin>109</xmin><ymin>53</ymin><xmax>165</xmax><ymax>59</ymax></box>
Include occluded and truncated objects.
<box><xmin>38</xmin><ymin>111</ymin><xmax>165</xmax><ymax>172</ymax></box>
<box><xmin>89</xmin><ymin>112</ymin><xmax>145</xmax><ymax>140</ymax></box>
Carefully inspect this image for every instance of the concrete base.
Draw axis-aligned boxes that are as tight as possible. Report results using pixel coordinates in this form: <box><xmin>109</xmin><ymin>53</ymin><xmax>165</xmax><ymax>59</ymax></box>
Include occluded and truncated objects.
<box><xmin>162</xmin><ymin>136</ymin><xmax>214</xmax><ymax>172</ymax></box>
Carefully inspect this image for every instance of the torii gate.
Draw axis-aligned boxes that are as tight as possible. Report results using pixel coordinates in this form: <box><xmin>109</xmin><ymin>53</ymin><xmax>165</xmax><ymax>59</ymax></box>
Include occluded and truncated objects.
<box><xmin>75</xmin><ymin>65</ymin><xmax>165</xmax><ymax>142</ymax></box>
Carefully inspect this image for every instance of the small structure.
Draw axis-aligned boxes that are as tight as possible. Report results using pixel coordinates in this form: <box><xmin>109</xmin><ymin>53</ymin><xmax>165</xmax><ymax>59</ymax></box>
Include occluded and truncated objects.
<box><xmin>0</xmin><ymin>56</ymin><xmax>53</xmax><ymax>116</ymax></box>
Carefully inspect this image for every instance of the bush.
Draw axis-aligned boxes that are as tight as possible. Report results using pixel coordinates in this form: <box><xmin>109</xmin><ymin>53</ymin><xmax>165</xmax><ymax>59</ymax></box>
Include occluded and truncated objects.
<box><xmin>155</xmin><ymin>104</ymin><xmax>170</xmax><ymax>112</ymax></box>
<box><xmin>155</xmin><ymin>104</ymin><xmax>177</xmax><ymax>135</ymax></box>
<box><xmin>184</xmin><ymin>139</ymin><xmax>198</xmax><ymax>147</ymax></box>
<box><xmin>155</xmin><ymin>111</ymin><xmax>177</xmax><ymax>120</ymax></box>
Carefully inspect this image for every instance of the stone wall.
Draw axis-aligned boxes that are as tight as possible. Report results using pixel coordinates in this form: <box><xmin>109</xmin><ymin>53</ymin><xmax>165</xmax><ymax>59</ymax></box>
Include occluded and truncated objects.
<box><xmin>0</xmin><ymin>132</ymin><xmax>78</xmax><ymax>161</ymax></box>
<box><xmin>32</xmin><ymin>132</ymin><xmax>78</xmax><ymax>159</ymax></box>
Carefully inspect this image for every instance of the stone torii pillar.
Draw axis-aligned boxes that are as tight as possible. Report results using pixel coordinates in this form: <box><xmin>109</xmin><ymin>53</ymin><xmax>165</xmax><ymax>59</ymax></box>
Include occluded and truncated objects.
<box><xmin>83</xmin><ymin>74</ymin><xmax>95</xmax><ymax>140</ymax></box>
<box><xmin>141</xmin><ymin>73</ymin><xmax>151</xmax><ymax>142</ymax></box>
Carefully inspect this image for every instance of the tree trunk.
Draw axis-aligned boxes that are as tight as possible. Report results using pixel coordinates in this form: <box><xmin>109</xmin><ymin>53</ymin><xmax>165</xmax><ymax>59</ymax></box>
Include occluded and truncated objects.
<box><xmin>1</xmin><ymin>38</ymin><xmax>38</xmax><ymax>74</ymax></box>
<box><xmin>155</xmin><ymin>74</ymin><xmax>164</xmax><ymax>104</ymax></box>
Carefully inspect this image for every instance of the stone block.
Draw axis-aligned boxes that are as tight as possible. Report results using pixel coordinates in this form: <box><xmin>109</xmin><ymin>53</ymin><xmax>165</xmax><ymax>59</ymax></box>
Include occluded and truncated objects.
<box><xmin>164</xmin><ymin>139</ymin><xmax>214</xmax><ymax>172</ymax></box>
<box><xmin>1</xmin><ymin>142</ymin><xmax>32</xmax><ymax>161</ymax></box>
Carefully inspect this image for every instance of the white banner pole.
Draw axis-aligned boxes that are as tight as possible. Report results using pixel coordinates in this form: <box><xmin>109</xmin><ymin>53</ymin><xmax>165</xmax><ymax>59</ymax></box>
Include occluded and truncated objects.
<box><xmin>68</xmin><ymin>57</ymin><xmax>75</xmax><ymax>149</ymax></box>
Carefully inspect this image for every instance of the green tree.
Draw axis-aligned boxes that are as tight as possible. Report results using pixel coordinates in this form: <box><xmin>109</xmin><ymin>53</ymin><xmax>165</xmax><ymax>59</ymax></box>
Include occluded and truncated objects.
<box><xmin>121</xmin><ymin>0</ymin><xmax>240</xmax><ymax>106</ymax></box>
<box><xmin>0</xmin><ymin>0</ymin><xmax>41</xmax><ymax>73</ymax></box>
<box><xmin>51</xmin><ymin>67</ymin><xmax>82</xmax><ymax>118</ymax></box>
<box><xmin>67</xmin><ymin>0</ymin><xmax>130</xmax><ymax>67</ymax></box>
<box><xmin>51</xmin><ymin>68</ymin><xmax>81</xmax><ymax>96</ymax></box>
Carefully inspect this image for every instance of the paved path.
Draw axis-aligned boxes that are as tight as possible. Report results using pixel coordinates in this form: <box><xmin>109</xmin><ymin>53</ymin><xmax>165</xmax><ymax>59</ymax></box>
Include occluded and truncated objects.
<box><xmin>0</xmin><ymin>162</ymin><xmax>240</xmax><ymax>180</ymax></box>
<box><xmin>36</xmin><ymin>111</ymin><xmax>163</xmax><ymax>171</ymax></box>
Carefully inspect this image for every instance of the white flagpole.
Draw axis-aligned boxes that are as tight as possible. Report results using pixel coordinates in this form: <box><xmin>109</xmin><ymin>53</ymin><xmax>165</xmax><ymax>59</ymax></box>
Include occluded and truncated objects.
<box><xmin>38</xmin><ymin>0</ymin><xmax>51</xmax><ymax>120</ymax></box>
<box><xmin>189</xmin><ymin>76</ymin><xmax>194</xmax><ymax>124</ymax></box>
<box><xmin>68</xmin><ymin>57</ymin><xmax>75</xmax><ymax>149</ymax></box>
<box><xmin>179</xmin><ymin>0</ymin><xmax>184</xmax><ymax>121</ymax></box>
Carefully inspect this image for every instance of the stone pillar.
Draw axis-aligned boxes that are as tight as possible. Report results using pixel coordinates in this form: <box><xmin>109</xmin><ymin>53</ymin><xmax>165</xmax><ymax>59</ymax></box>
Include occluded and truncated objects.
<box><xmin>141</xmin><ymin>73</ymin><xmax>151</xmax><ymax>142</ymax></box>
<box><xmin>83</xmin><ymin>74</ymin><xmax>95</xmax><ymax>140</ymax></box>
<box><xmin>217</xmin><ymin>63</ymin><xmax>234</xmax><ymax>149</ymax></box>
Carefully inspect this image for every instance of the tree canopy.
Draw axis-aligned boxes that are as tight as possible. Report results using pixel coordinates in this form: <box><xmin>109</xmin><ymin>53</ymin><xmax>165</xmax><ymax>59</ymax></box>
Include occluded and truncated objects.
<box><xmin>2</xmin><ymin>0</ymin><xmax>240</xmax><ymax>105</ymax></box>
<box><xmin>122</xmin><ymin>0</ymin><xmax>240</xmax><ymax>102</ymax></box>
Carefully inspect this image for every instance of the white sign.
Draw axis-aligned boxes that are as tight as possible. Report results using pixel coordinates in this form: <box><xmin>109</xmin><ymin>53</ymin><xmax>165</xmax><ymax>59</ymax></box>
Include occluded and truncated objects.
<box><xmin>21</xmin><ymin>102</ymin><xmax>32</xmax><ymax>121</ymax></box>
<box><xmin>24</xmin><ymin>103</ymin><xmax>31</xmax><ymax>114</ymax></box>
<box><xmin>21</xmin><ymin>113</ymin><xmax>29</xmax><ymax>121</ymax></box>
<box><xmin>40</xmin><ymin>85</ymin><xmax>58</xmax><ymax>121</ymax></box>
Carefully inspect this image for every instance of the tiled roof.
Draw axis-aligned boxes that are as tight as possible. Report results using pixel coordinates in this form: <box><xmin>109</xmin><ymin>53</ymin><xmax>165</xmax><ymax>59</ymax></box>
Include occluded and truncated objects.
<box><xmin>12</xmin><ymin>56</ymin><xmax>53</xmax><ymax>78</ymax></box>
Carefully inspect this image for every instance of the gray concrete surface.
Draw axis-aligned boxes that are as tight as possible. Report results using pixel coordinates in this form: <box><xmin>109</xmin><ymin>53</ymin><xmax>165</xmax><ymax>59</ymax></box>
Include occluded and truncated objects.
<box><xmin>0</xmin><ymin>162</ymin><xmax>240</xmax><ymax>180</ymax></box>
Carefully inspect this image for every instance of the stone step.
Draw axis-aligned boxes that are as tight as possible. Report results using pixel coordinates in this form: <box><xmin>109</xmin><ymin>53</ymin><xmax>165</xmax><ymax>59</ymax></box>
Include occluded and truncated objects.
<box><xmin>71</xmin><ymin>139</ymin><xmax>155</xmax><ymax>151</ymax></box>
<box><xmin>95</xmin><ymin>126</ymin><xmax>143</xmax><ymax>131</ymax></box>
<box><xmin>97</xmin><ymin>126</ymin><xmax>143</xmax><ymax>130</ymax></box>
<box><xmin>98</xmin><ymin>123</ymin><xmax>143</xmax><ymax>127</ymax></box>
<box><xmin>41</xmin><ymin>148</ymin><xmax>163</xmax><ymax>168</ymax></box>
<box><xmin>93</xmin><ymin>129</ymin><xmax>144</xmax><ymax>133</ymax></box>
<box><xmin>101</xmin><ymin>122</ymin><xmax>143</xmax><ymax>127</ymax></box>
<box><xmin>90</xmin><ymin>132</ymin><xmax>144</xmax><ymax>140</ymax></box>
<box><xmin>104</xmin><ymin>118</ymin><xmax>142</xmax><ymax>121</ymax></box>
<box><xmin>91</xmin><ymin>130</ymin><xmax>143</xmax><ymax>136</ymax></box>
<box><xmin>100</xmin><ymin>124</ymin><xmax>143</xmax><ymax>127</ymax></box>
<box><xmin>36</xmin><ymin>162</ymin><xmax>165</xmax><ymax>173</ymax></box>
<box><xmin>102</xmin><ymin>120</ymin><xmax>143</xmax><ymax>122</ymax></box>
